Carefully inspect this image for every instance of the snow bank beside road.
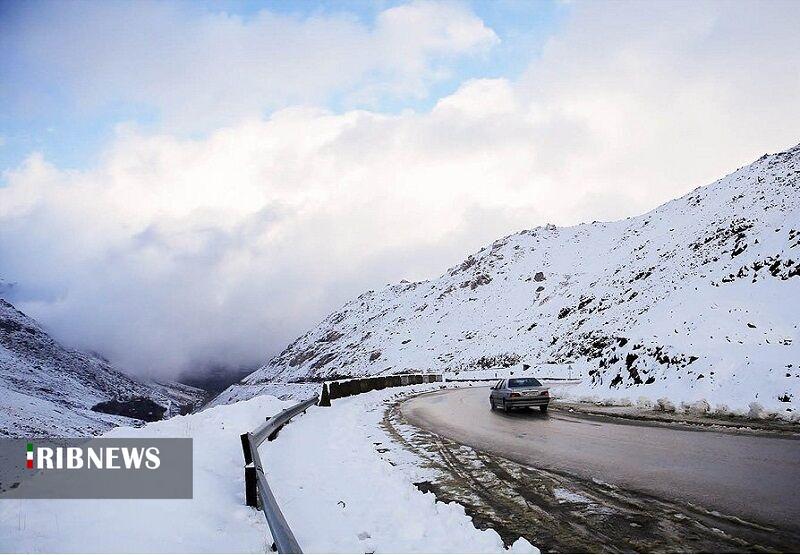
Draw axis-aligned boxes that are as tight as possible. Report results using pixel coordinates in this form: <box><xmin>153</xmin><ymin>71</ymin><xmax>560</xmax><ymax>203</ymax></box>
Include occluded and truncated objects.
<box><xmin>262</xmin><ymin>383</ymin><xmax>537</xmax><ymax>553</ymax></box>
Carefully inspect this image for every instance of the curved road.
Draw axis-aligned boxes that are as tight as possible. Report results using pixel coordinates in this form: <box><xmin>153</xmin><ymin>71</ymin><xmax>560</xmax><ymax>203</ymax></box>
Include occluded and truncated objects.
<box><xmin>402</xmin><ymin>387</ymin><xmax>800</xmax><ymax>532</ymax></box>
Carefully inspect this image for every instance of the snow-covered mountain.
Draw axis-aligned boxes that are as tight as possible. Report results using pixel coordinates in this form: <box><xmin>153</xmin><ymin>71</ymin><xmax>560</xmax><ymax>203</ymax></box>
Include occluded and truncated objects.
<box><xmin>218</xmin><ymin>144</ymin><xmax>799</xmax><ymax>415</ymax></box>
<box><xmin>0</xmin><ymin>299</ymin><xmax>206</xmax><ymax>437</ymax></box>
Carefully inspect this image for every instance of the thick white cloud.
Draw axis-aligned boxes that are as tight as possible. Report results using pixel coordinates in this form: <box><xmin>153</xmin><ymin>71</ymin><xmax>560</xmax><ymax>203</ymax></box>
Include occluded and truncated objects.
<box><xmin>11</xmin><ymin>1</ymin><xmax>497</xmax><ymax>129</ymax></box>
<box><xmin>2</xmin><ymin>0</ymin><xmax>799</xmax><ymax>378</ymax></box>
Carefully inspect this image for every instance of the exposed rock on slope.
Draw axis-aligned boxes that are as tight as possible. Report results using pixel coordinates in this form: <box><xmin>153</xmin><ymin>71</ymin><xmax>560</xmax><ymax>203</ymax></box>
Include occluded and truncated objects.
<box><xmin>0</xmin><ymin>299</ymin><xmax>206</xmax><ymax>436</ymax></box>
<box><xmin>220</xmin><ymin>144</ymin><xmax>800</xmax><ymax>414</ymax></box>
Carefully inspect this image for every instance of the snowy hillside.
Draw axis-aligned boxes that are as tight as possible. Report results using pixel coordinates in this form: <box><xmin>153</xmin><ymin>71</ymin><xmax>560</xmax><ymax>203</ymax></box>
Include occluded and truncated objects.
<box><xmin>219</xmin><ymin>144</ymin><xmax>799</xmax><ymax>415</ymax></box>
<box><xmin>0</xmin><ymin>299</ymin><xmax>206</xmax><ymax>437</ymax></box>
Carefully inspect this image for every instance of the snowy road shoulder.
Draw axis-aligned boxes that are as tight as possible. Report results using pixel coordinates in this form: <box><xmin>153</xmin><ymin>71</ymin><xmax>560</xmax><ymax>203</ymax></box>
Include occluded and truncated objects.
<box><xmin>0</xmin><ymin>387</ymin><xmax>536</xmax><ymax>553</ymax></box>
<box><xmin>261</xmin><ymin>384</ymin><xmax>537</xmax><ymax>553</ymax></box>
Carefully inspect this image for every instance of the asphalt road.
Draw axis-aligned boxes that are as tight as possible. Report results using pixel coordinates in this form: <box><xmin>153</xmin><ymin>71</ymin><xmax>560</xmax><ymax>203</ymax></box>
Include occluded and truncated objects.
<box><xmin>402</xmin><ymin>386</ymin><xmax>800</xmax><ymax>532</ymax></box>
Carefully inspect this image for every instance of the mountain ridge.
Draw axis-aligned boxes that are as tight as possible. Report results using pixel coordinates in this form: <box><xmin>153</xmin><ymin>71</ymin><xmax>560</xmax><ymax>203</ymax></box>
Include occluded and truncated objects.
<box><xmin>216</xmin><ymin>143</ymin><xmax>799</xmax><ymax>415</ymax></box>
<box><xmin>0</xmin><ymin>298</ymin><xmax>206</xmax><ymax>436</ymax></box>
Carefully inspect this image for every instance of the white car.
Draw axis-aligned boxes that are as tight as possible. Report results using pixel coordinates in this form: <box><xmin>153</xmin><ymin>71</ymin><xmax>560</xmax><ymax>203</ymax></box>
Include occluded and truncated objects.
<box><xmin>489</xmin><ymin>377</ymin><xmax>550</xmax><ymax>412</ymax></box>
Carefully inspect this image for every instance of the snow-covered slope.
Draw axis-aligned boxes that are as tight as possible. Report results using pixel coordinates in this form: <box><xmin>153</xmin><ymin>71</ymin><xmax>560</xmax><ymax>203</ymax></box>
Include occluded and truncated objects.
<box><xmin>0</xmin><ymin>389</ymin><xmax>535</xmax><ymax>553</ymax></box>
<box><xmin>0</xmin><ymin>299</ymin><xmax>206</xmax><ymax>437</ymax></box>
<box><xmin>221</xmin><ymin>144</ymin><xmax>800</xmax><ymax>414</ymax></box>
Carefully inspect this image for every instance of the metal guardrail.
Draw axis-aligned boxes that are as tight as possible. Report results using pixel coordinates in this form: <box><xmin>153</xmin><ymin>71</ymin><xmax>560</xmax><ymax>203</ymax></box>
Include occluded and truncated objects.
<box><xmin>240</xmin><ymin>396</ymin><xmax>319</xmax><ymax>554</ymax></box>
<box><xmin>238</xmin><ymin>376</ymin><xmax>440</xmax><ymax>551</ymax></box>
<box><xmin>445</xmin><ymin>376</ymin><xmax>582</xmax><ymax>384</ymax></box>
<box><xmin>444</xmin><ymin>377</ymin><xmax>499</xmax><ymax>382</ymax></box>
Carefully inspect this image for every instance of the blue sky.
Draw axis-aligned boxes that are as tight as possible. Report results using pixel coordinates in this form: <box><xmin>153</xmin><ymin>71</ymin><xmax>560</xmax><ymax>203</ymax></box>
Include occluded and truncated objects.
<box><xmin>0</xmin><ymin>0</ymin><xmax>565</xmax><ymax>173</ymax></box>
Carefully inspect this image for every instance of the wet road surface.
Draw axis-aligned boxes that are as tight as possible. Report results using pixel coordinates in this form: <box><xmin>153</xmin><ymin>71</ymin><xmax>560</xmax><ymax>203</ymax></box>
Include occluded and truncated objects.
<box><xmin>401</xmin><ymin>387</ymin><xmax>800</xmax><ymax>533</ymax></box>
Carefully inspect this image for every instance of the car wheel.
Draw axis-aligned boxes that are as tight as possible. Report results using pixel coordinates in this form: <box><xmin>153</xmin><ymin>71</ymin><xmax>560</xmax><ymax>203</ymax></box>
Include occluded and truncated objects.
<box><xmin>490</xmin><ymin>399</ymin><xmax>496</xmax><ymax>411</ymax></box>
<box><xmin>540</xmin><ymin>404</ymin><xmax>548</xmax><ymax>413</ymax></box>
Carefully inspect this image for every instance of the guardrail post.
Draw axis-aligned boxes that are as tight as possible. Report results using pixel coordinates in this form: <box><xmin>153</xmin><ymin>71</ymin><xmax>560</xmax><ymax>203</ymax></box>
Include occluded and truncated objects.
<box><xmin>241</xmin><ymin>432</ymin><xmax>260</xmax><ymax>508</ymax></box>
<box><xmin>241</xmin><ymin>432</ymin><xmax>253</xmax><ymax>465</ymax></box>
<box><xmin>319</xmin><ymin>383</ymin><xmax>331</xmax><ymax>407</ymax></box>
<box><xmin>244</xmin><ymin>464</ymin><xmax>260</xmax><ymax>508</ymax></box>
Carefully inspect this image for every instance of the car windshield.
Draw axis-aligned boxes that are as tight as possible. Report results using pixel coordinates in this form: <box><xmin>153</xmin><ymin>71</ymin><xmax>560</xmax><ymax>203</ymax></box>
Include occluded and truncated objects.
<box><xmin>507</xmin><ymin>377</ymin><xmax>542</xmax><ymax>388</ymax></box>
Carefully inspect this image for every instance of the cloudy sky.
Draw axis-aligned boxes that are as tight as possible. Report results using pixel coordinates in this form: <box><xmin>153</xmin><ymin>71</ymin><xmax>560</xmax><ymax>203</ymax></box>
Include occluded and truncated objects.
<box><xmin>1</xmin><ymin>0</ymin><xmax>799</xmax><ymax>379</ymax></box>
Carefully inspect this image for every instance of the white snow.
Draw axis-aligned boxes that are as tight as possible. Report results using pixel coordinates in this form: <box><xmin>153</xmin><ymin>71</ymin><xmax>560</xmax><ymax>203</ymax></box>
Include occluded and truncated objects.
<box><xmin>209</xmin><ymin>381</ymin><xmax>322</xmax><ymax>406</ymax></box>
<box><xmin>0</xmin><ymin>388</ymin><xmax>539</xmax><ymax>553</ymax></box>
<box><xmin>0</xmin><ymin>386</ymin><xmax>135</xmax><ymax>438</ymax></box>
<box><xmin>552</xmin><ymin>487</ymin><xmax>592</xmax><ymax>504</ymax></box>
